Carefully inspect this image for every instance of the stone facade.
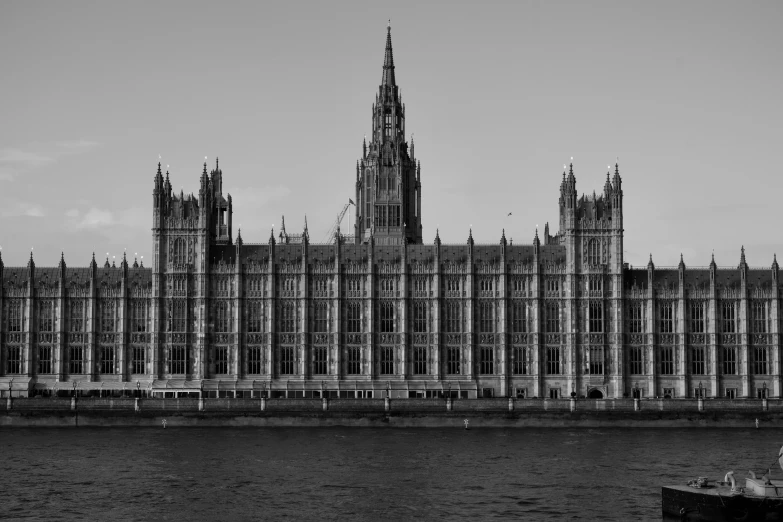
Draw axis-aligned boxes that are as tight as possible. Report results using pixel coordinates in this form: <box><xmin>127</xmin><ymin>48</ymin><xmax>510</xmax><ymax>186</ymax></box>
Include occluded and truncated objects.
<box><xmin>0</xmin><ymin>27</ymin><xmax>779</xmax><ymax>399</ymax></box>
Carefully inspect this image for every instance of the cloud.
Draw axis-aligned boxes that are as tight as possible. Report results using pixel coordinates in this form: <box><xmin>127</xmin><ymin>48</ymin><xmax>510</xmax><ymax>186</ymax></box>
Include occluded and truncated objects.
<box><xmin>64</xmin><ymin>206</ymin><xmax>148</xmax><ymax>232</ymax></box>
<box><xmin>0</xmin><ymin>140</ymin><xmax>99</xmax><ymax>181</ymax></box>
<box><xmin>1</xmin><ymin>201</ymin><xmax>46</xmax><ymax>218</ymax></box>
<box><xmin>56</xmin><ymin>140</ymin><xmax>100</xmax><ymax>154</ymax></box>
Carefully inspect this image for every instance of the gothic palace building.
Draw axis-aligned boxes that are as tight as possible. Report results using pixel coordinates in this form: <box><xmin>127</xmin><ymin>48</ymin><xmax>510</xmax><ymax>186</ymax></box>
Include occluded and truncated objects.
<box><xmin>1</xmin><ymin>27</ymin><xmax>780</xmax><ymax>400</ymax></box>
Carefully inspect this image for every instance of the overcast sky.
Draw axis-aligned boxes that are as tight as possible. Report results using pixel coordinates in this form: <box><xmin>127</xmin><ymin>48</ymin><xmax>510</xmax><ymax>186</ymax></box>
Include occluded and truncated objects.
<box><xmin>1</xmin><ymin>1</ymin><xmax>781</xmax><ymax>269</ymax></box>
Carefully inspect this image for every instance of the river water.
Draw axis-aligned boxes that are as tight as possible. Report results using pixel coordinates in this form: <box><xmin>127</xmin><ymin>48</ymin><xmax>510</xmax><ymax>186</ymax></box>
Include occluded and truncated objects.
<box><xmin>1</xmin><ymin>427</ymin><xmax>779</xmax><ymax>520</ymax></box>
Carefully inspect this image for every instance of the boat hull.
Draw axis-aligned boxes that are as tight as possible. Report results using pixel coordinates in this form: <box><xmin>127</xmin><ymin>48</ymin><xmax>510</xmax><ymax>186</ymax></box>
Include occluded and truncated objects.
<box><xmin>662</xmin><ymin>485</ymin><xmax>783</xmax><ymax>521</ymax></box>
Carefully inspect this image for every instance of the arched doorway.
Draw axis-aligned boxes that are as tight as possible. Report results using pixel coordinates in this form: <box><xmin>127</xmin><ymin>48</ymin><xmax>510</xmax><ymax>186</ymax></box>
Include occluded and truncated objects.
<box><xmin>588</xmin><ymin>388</ymin><xmax>604</xmax><ymax>399</ymax></box>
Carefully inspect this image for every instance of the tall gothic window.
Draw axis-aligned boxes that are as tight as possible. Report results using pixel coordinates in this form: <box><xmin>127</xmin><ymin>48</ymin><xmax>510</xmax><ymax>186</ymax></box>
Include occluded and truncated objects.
<box><xmin>6</xmin><ymin>300</ymin><xmax>22</xmax><ymax>332</ymax></box>
<box><xmin>132</xmin><ymin>300</ymin><xmax>147</xmax><ymax>332</ymax></box>
<box><xmin>691</xmin><ymin>347</ymin><xmax>706</xmax><ymax>375</ymax></box>
<box><xmin>280</xmin><ymin>347</ymin><xmax>295</xmax><ymax>375</ymax></box>
<box><xmin>380</xmin><ymin>347</ymin><xmax>394</xmax><ymax>375</ymax></box>
<box><xmin>70</xmin><ymin>300</ymin><xmax>84</xmax><ymax>332</ymax></box>
<box><xmin>445</xmin><ymin>302</ymin><xmax>460</xmax><ymax>333</ymax></box>
<box><xmin>413</xmin><ymin>302</ymin><xmax>427</xmax><ymax>333</ymax></box>
<box><xmin>545</xmin><ymin>302</ymin><xmax>560</xmax><ymax>333</ymax></box>
<box><xmin>312</xmin><ymin>347</ymin><xmax>327</xmax><ymax>375</ymax></box>
<box><xmin>101</xmin><ymin>301</ymin><xmax>115</xmax><ymax>332</ymax></box>
<box><xmin>753</xmin><ymin>302</ymin><xmax>767</xmax><ymax>333</ymax></box>
<box><xmin>132</xmin><ymin>347</ymin><xmax>145</xmax><ymax>374</ymax></box>
<box><xmin>6</xmin><ymin>346</ymin><xmax>22</xmax><ymax>374</ymax></box>
<box><xmin>512</xmin><ymin>301</ymin><xmax>527</xmax><ymax>333</ymax></box>
<box><xmin>170</xmin><ymin>346</ymin><xmax>186</xmax><ymax>374</ymax></box>
<box><xmin>380</xmin><ymin>302</ymin><xmax>394</xmax><ymax>333</ymax></box>
<box><xmin>38</xmin><ymin>301</ymin><xmax>54</xmax><ymax>332</ymax></box>
<box><xmin>630</xmin><ymin>347</ymin><xmax>644</xmax><ymax>374</ymax></box>
<box><xmin>280</xmin><ymin>302</ymin><xmax>296</xmax><ymax>333</ymax></box>
<box><xmin>586</xmin><ymin>239</ymin><xmax>600</xmax><ymax>266</ymax></box>
<box><xmin>346</xmin><ymin>302</ymin><xmax>361</xmax><ymax>333</ymax></box>
<box><xmin>588</xmin><ymin>346</ymin><xmax>604</xmax><ymax>375</ymax></box>
<box><xmin>589</xmin><ymin>301</ymin><xmax>603</xmax><ymax>333</ymax></box>
<box><xmin>413</xmin><ymin>347</ymin><xmax>427</xmax><ymax>375</ymax></box>
<box><xmin>172</xmin><ymin>237</ymin><xmax>186</xmax><ymax>265</ymax></box>
<box><xmin>384</xmin><ymin>113</ymin><xmax>392</xmax><ymax>137</ymax></box>
<box><xmin>38</xmin><ymin>347</ymin><xmax>52</xmax><ymax>374</ymax></box>
<box><xmin>447</xmin><ymin>347</ymin><xmax>460</xmax><ymax>375</ymax></box>
<box><xmin>660</xmin><ymin>347</ymin><xmax>674</xmax><ymax>375</ymax></box>
<box><xmin>546</xmin><ymin>347</ymin><xmax>560</xmax><ymax>375</ymax></box>
<box><xmin>313</xmin><ymin>302</ymin><xmax>328</xmax><ymax>333</ymax></box>
<box><xmin>248</xmin><ymin>347</ymin><xmax>263</xmax><ymax>375</ymax></box>
<box><xmin>722</xmin><ymin>347</ymin><xmax>737</xmax><ymax>374</ymax></box>
<box><xmin>347</xmin><ymin>347</ymin><xmax>361</xmax><ymax>374</ymax></box>
<box><xmin>628</xmin><ymin>302</ymin><xmax>643</xmax><ymax>333</ymax></box>
<box><xmin>69</xmin><ymin>347</ymin><xmax>83</xmax><ymax>375</ymax></box>
<box><xmin>171</xmin><ymin>300</ymin><xmax>187</xmax><ymax>332</ymax></box>
<box><xmin>478</xmin><ymin>302</ymin><xmax>493</xmax><ymax>333</ymax></box>
<box><xmin>721</xmin><ymin>302</ymin><xmax>736</xmax><ymax>333</ymax></box>
<box><xmin>480</xmin><ymin>347</ymin><xmax>494</xmax><ymax>375</ymax></box>
<box><xmin>513</xmin><ymin>346</ymin><xmax>528</xmax><ymax>375</ymax></box>
<box><xmin>755</xmin><ymin>347</ymin><xmax>768</xmax><ymax>375</ymax></box>
<box><xmin>101</xmin><ymin>347</ymin><xmax>115</xmax><ymax>374</ymax></box>
<box><xmin>215</xmin><ymin>301</ymin><xmax>230</xmax><ymax>332</ymax></box>
<box><xmin>215</xmin><ymin>347</ymin><xmax>228</xmax><ymax>374</ymax></box>
<box><xmin>689</xmin><ymin>302</ymin><xmax>704</xmax><ymax>333</ymax></box>
<box><xmin>247</xmin><ymin>300</ymin><xmax>264</xmax><ymax>333</ymax></box>
<box><xmin>659</xmin><ymin>302</ymin><xmax>673</xmax><ymax>334</ymax></box>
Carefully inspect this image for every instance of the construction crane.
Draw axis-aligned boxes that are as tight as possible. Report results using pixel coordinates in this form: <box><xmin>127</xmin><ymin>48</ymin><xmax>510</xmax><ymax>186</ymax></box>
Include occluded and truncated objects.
<box><xmin>322</xmin><ymin>200</ymin><xmax>355</xmax><ymax>243</ymax></box>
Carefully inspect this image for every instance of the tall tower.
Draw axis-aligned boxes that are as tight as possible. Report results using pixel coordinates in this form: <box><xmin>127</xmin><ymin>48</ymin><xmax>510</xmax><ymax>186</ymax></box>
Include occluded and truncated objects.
<box><xmin>354</xmin><ymin>24</ymin><xmax>422</xmax><ymax>245</ymax></box>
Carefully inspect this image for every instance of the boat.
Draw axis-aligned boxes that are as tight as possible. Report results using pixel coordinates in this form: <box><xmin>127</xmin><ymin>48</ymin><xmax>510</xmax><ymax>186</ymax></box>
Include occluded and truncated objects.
<box><xmin>662</xmin><ymin>447</ymin><xmax>783</xmax><ymax>521</ymax></box>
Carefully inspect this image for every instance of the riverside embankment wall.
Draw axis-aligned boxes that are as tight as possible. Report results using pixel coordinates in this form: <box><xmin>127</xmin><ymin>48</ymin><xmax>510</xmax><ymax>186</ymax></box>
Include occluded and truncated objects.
<box><xmin>1</xmin><ymin>397</ymin><xmax>781</xmax><ymax>428</ymax></box>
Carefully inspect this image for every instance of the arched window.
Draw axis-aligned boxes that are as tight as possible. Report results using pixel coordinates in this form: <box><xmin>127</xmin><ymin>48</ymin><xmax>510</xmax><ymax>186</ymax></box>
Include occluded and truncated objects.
<box><xmin>215</xmin><ymin>301</ymin><xmax>230</xmax><ymax>332</ymax></box>
<box><xmin>101</xmin><ymin>301</ymin><xmax>115</xmax><ymax>332</ymax></box>
<box><xmin>587</xmin><ymin>239</ymin><xmax>600</xmax><ymax>266</ymax></box>
<box><xmin>413</xmin><ymin>302</ymin><xmax>427</xmax><ymax>333</ymax></box>
<box><xmin>314</xmin><ymin>302</ymin><xmax>328</xmax><ymax>332</ymax></box>
<box><xmin>479</xmin><ymin>302</ymin><xmax>493</xmax><ymax>333</ymax></box>
<box><xmin>172</xmin><ymin>237</ymin><xmax>186</xmax><ymax>265</ymax></box>
<box><xmin>380</xmin><ymin>302</ymin><xmax>394</xmax><ymax>333</ymax></box>
<box><xmin>280</xmin><ymin>302</ymin><xmax>296</xmax><ymax>332</ymax></box>
<box><xmin>247</xmin><ymin>301</ymin><xmax>264</xmax><ymax>333</ymax></box>
<box><xmin>346</xmin><ymin>302</ymin><xmax>361</xmax><ymax>333</ymax></box>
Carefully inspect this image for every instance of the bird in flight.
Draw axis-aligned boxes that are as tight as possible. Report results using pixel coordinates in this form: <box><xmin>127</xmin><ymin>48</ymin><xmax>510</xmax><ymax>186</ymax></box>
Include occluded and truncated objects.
<box><xmin>507</xmin><ymin>212</ymin><xmax>512</xmax><ymax>216</ymax></box>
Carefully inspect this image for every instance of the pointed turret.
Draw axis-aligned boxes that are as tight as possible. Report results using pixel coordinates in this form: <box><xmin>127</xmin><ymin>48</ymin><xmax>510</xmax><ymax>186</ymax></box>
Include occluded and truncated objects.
<box><xmin>773</xmin><ymin>253</ymin><xmax>779</xmax><ymax>272</ymax></box>
<box><xmin>434</xmin><ymin>228</ymin><xmax>441</xmax><ymax>246</ymax></box>
<box><xmin>613</xmin><ymin>161</ymin><xmax>622</xmax><ymax>191</ymax></box>
<box><xmin>647</xmin><ymin>253</ymin><xmax>654</xmax><ymax>271</ymax></box>
<box><xmin>500</xmin><ymin>228</ymin><xmax>506</xmax><ymax>246</ymax></box>
<box><xmin>268</xmin><ymin>227</ymin><xmax>276</xmax><ymax>246</ymax></box>
<box><xmin>303</xmin><ymin>215</ymin><xmax>309</xmax><ymax>244</ymax></box>
<box><xmin>678</xmin><ymin>253</ymin><xmax>685</xmax><ymax>270</ymax></box>
<box><xmin>710</xmin><ymin>252</ymin><xmax>717</xmax><ymax>270</ymax></box>
<box><xmin>381</xmin><ymin>21</ymin><xmax>396</xmax><ymax>87</ymax></box>
<box><xmin>279</xmin><ymin>215</ymin><xmax>287</xmax><ymax>243</ymax></box>
<box><xmin>133</xmin><ymin>256</ymin><xmax>139</xmax><ymax>269</ymax></box>
<box><xmin>27</xmin><ymin>250</ymin><xmax>34</xmax><ymax>270</ymax></box>
<box><xmin>604</xmin><ymin>169</ymin><xmax>612</xmax><ymax>197</ymax></box>
<box><xmin>467</xmin><ymin>228</ymin><xmax>474</xmax><ymax>246</ymax></box>
<box><xmin>362</xmin><ymin>136</ymin><xmax>367</xmax><ymax>159</ymax></box>
<box><xmin>236</xmin><ymin>228</ymin><xmax>243</xmax><ymax>247</ymax></box>
<box><xmin>739</xmin><ymin>245</ymin><xmax>747</xmax><ymax>269</ymax></box>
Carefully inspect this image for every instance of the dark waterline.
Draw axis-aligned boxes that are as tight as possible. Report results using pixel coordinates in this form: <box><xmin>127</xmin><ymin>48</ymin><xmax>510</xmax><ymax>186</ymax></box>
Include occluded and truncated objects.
<box><xmin>1</xmin><ymin>427</ymin><xmax>780</xmax><ymax>521</ymax></box>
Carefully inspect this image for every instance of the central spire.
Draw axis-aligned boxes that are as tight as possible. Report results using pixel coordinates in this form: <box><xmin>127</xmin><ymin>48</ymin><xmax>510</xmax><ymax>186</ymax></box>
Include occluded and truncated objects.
<box><xmin>381</xmin><ymin>21</ymin><xmax>395</xmax><ymax>87</ymax></box>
